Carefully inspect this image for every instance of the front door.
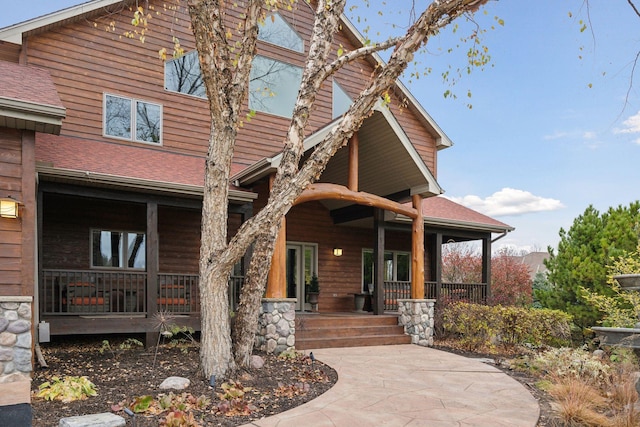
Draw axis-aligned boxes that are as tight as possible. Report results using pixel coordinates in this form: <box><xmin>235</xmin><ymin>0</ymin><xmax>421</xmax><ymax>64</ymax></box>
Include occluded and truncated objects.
<box><xmin>286</xmin><ymin>242</ymin><xmax>317</xmax><ymax>311</ymax></box>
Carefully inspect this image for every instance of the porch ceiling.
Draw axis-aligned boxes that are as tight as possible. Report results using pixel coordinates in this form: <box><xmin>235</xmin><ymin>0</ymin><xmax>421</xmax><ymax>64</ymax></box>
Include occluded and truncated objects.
<box><xmin>233</xmin><ymin>102</ymin><xmax>442</xmax><ymax>211</ymax></box>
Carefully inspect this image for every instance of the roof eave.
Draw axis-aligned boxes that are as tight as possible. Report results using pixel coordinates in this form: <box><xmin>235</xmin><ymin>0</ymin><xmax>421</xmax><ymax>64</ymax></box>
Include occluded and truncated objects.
<box><xmin>0</xmin><ymin>0</ymin><xmax>125</xmax><ymax>45</ymax></box>
<box><xmin>338</xmin><ymin>14</ymin><xmax>454</xmax><ymax>149</ymax></box>
<box><xmin>390</xmin><ymin>211</ymin><xmax>515</xmax><ymax>233</ymax></box>
<box><xmin>0</xmin><ymin>97</ymin><xmax>66</xmax><ymax>135</ymax></box>
<box><xmin>37</xmin><ymin>165</ymin><xmax>258</xmax><ymax>203</ymax></box>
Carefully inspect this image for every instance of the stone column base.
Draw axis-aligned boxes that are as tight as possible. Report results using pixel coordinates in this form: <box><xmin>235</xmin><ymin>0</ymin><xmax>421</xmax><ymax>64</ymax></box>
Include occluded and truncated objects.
<box><xmin>0</xmin><ymin>296</ymin><xmax>33</xmax><ymax>406</ymax></box>
<box><xmin>255</xmin><ymin>298</ymin><xmax>296</xmax><ymax>354</ymax></box>
<box><xmin>397</xmin><ymin>299</ymin><xmax>435</xmax><ymax>347</ymax></box>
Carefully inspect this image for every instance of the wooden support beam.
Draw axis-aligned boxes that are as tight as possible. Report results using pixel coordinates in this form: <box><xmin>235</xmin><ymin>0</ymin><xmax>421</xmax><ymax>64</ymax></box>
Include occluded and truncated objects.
<box><xmin>348</xmin><ymin>134</ymin><xmax>359</xmax><ymax>192</ymax></box>
<box><xmin>411</xmin><ymin>195</ymin><xmax>424</xmax><ymax>299</ymax></box>
<box><xmin>296</xmin><ymin>183</ymin><xmax>418</xmax><ymax>219</ymax></box>
<box><xmin>373</xmin><ymin>208</ymin><xmax>385</xmax><ymax>315</ymax></box>
<box><xmin>482</xmin><ymin>236</ymin><xmax>491</xmax><ymax>300</ymax></box>
<box><xmin>434</xmin><ymin>232</ymin><xmax>443</xmax><ymax>301</ymax></box>
<box><xmin>266</xmin><ymin>175</ymin><xmax>287</xmax><ymax>298</ymax></box>
<box><xmin>145</xmin><ymin>201</ymin><xmax>159</xmax><ymax>348</ymax></box>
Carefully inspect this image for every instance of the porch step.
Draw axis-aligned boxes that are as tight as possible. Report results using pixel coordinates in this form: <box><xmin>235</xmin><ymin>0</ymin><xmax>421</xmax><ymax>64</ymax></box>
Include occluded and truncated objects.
<box><xmin>295</xmin><ymin>313</ymin><xmax>411</xmax><ymax>350</ymax></box>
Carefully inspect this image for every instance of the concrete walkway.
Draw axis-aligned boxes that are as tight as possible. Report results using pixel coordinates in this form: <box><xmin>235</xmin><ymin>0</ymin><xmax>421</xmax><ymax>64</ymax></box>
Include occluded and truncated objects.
<box><xmin>242</xmin><ymin>345</ymin><xmax>539</xmax><ymax>427</ymax></box>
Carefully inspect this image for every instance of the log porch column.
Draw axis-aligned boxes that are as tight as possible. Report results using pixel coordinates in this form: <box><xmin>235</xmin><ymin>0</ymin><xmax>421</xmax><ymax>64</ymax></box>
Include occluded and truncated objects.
<box><xmin>348</xmin><ymin>134</ymin><xmax>359</xmax><ymax>192</ymax></box>
<box><xmin>411</xmin><ymin>194</ymin><xmax>424</xmax><ymax>299</ymax></box>
<box><xmin>482</xmin><ymin>236</ymin><xmax>491</xmax><ymax>301</ymax></box>
<box><xmin>266</xmin><ymin>175</ymin><xmax>287</xmax><ymax>298</ymax></box>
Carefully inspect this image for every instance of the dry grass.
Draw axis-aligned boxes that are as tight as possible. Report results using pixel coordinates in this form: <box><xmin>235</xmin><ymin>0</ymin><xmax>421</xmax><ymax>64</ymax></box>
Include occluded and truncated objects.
<box><xmin>548</xmin><ymin>376</ymin><xmax>612</xmax><ymax>427</ymax></box>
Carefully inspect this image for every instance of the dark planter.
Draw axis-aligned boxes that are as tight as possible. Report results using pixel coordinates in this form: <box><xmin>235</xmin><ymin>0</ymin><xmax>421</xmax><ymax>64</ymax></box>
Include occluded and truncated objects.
<box><xmin>592</xmin><ymin>326</ymin><xmax>640</xmax><ymax>348</ymax></box>
<box><xmin>614</xmin><ymin>274</ymin><xmax>640</xmax><ymax>291</ymax></box>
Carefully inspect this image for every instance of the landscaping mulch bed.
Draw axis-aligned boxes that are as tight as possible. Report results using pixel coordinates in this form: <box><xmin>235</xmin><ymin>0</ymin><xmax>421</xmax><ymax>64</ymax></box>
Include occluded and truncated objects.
<box><xmin>31</xmin><ymin>335</ymin><xmax>337</xmax><ymax>426</ymax></box>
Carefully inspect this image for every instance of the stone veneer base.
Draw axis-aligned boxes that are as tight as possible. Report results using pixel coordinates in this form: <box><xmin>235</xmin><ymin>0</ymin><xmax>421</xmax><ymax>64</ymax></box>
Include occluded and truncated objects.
<box><xmin>255</xmin><ymin>298</ymin><xmax>296</xmax><ymax>355</ymax></box>
<box><xmin>397</xmin><ymin>299</ymin><xmax>435</xmax><ymax>347</ymax></box>
<box><xmin>0</xmin><ymin>296</ymin><xmax>33</xmax><ymax>406</ymax></box>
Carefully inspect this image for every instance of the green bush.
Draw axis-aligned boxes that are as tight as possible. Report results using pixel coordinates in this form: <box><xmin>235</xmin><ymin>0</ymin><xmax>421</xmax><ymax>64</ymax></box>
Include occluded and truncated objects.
<box><xmin>442</xmin><ymin>302</ymin><xmax>572</xmax><ymax>351</ymax></box>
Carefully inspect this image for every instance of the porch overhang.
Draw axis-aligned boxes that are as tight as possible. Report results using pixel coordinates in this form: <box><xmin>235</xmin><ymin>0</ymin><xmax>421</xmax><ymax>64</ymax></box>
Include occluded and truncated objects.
<box><xmin>232</xmin><ymin>102</ymin><xmax>443</xmax><ymax>209</ymax></box>
<box><xmin>37</xmin><ymin>165</ymin><xmax>258</xmax><ymax>203</ymax></box>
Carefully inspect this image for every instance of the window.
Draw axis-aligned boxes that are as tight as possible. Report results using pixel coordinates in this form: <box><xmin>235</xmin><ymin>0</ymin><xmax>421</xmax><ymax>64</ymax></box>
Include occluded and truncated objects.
<box><xmin>249</xmin><ymin>55</ymin><xmax>303</xmax><ymax>117</ymax></box>
<box><xmin>362</xmin><ymin>250</ymin><xmax>411</xmax><ymax>292</ymax></box>
<box><xmin>165</xmin><ymin>50</ymin><xmax>206</xmax><ymax>98</ymax></box>
<box><xmin>332</xmin><ymin>80</ymin><xmax>352</xmax><ymax>118</ymax></box>
<box><xmin>104</xmin><ymin>94</ymin><xmax>162</xmax><ymax>144</ymax></box>
<box><xmin>91</xmin><ymin>230</ymin><xmax>146</xmax><ymax>269</ymax></box>
<box><xmin>258</xmin><ymin>13</ymin><xmax>304</xmax><ymax>52</ymax></box>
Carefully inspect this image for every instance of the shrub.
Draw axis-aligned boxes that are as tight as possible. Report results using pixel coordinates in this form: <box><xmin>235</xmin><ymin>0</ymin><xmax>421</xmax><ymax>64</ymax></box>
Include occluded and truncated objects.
<box><xmin>441</xmin><ymin>302</ymin><xmax>572</xmax><ymax>351</ymax></box>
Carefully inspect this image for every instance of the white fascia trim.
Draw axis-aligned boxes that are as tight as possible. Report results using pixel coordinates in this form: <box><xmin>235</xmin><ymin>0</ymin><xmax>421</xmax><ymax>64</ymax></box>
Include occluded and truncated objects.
<box><xmin>338</xmin><ymin>14</ymin><xmax>453</xmax><ymax>149</ymax></box>
<box><xmin>0</xmin><ymin>97</ymin><xmax>66</xmax><ymax>122</ymax></box>
<box><xmin>388</xmin><ymin>210</ymin><xmax>515</xmax><ymax>233</ymax></box>
<box><xmin>0</xmin><ymin>0</ymin><xmax>124</xmax><ymax>45</ymax></box>
<box><xmin>37</xmin><ymin>165</ymin><xmax>258</xmax><ymax>203</ymax></box>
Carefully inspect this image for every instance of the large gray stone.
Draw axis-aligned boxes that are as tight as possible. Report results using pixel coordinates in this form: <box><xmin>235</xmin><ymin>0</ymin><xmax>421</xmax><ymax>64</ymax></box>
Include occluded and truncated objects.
<box><xmin>59</xmin><ymin>412</ymin><xmax>125</xmax><ymax>427</ymax></box>
<box><xmin>159</xmin><ymin>376</ymin><xmax>190</xmax><ymax>390</ymax></box>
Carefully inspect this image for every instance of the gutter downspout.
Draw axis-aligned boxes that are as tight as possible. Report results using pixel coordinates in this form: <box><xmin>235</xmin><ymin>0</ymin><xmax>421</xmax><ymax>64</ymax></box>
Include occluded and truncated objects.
<box><xmin>491</xmin><ymin>230</ymin><xmax>509</xmax><ymax>243</ymax></box>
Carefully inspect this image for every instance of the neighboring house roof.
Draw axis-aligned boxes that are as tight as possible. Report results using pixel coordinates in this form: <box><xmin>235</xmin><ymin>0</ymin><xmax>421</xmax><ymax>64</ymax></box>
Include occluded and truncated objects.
<box><xmin>390</xmin><ymin>196</ymin><xmax>514</xmax><ymax>234</ymax></box>
<box><xmin>515</xmin><ymin>251</ymin><xmax>549</xmax><ymax>279</ymax></box>
<box><xmin>35</xmin><ymin>134</ymin><xmax>255</xmax><ymax>202</ymax></box>
<box><xmin>0</xmin><ymin>61</ymin><xmax>66</xmax><ymax>134</ymax></box>
<box><xmin>0</xmin><ymin>0</ymin><xmax>452</xmax><ymax>149</ymax></box>
<box><xmin>233</xmin><ymin>102</ymin><xmax>443</xmax><ymax>209</ymax></box>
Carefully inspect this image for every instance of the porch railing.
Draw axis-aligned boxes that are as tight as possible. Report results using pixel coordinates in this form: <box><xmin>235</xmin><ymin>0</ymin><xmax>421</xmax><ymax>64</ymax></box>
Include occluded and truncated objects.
<box><xmin>383</xmin><ymin>281</ymin><xmax>488</xmax><ymax>311</ymax></box>
<box><xmin>40</xmin><ymin>269</ymin><xmax>244</xmax><ymax>316</ymax></box>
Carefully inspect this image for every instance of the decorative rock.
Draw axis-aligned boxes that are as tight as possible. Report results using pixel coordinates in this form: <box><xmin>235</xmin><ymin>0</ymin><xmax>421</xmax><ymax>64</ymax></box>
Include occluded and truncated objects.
<box><xmin>159</xmin><ymin>376</ymin><xmax>190</xmax><ymax>390</ymax></box>
<box><xmin>17</xmin><ymin>303</ymin><xmax>31</xmax><ymax>319</ymax></box>
<box><xmin>15</xmin><ymin>332</ymin><xmax>31</xmax><ymax>349</ymax></box>
<box><xmin>59</xmin><ymin>412</ymin><xmax>125</xmax><ymax>427</ymax></box>
<box><xmin>0</xmin><ymin>303</ymin><xmax>19</xmax><ymax>311</ymax></box>
<box><xmin>0</xmin><ymin>318</ymin><xmax>9</xmax><ymax>333</ymax></box>
<box><xmin>251</xmin><ymin>355</ymin><xmax>265</xmax><ymax>369</ymax></box>
<box><xmin>4</xmin><ymin>311</ymin><xmax>18</xmax><ymax>322</ymax></box>
<box><xmin>593</xmin><ymin>349</ymin><xmax>605</xmax><ymax>359</ymax></box>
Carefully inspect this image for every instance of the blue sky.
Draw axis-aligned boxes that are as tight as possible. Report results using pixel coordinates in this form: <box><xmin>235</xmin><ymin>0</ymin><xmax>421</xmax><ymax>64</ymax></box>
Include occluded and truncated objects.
<box><xmin>2</xmin><ymin>1</ymin><xmax>639</xmax><ymax>253</ymax></box>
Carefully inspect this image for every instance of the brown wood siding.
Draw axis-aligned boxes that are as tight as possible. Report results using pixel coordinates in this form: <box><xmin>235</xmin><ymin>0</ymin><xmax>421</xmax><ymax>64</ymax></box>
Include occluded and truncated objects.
<box><xmin>0</xmin><ymin>129</ymin><xmax>26</xmax><ymax>295</ymax></box>
<box><xmin>0</xmin><ymin>41</ymin><xmax>20</xmax><ymax>63</ymax></box>
<box><xmin>22</xmin><ymin>0</ymin><xmax>437</xmax><ymax>175</ymax></box>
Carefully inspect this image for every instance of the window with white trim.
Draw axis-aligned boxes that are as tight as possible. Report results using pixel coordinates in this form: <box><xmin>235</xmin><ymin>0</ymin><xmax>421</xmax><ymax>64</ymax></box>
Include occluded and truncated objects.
<box><xmin>362</xmin><ymin>249</ymin><xmax>411</xmax><ymax>292</ymax></box>
<box><xmin>104</xmin><ymin>94</ymin><xmax>162</xmax><ymax>144</ymax></box>
<box><xmin>91</xmin><ymin>229</ymin><xmax>146</xmax><ymax>269</ymax></box>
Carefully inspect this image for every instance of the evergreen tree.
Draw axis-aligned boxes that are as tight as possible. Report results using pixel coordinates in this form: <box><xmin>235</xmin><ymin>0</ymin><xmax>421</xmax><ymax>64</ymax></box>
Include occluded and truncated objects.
<box><xmin>537</xmin><ymin>202</ymin><xmax>640</xmax><ymax>329</ymax></box>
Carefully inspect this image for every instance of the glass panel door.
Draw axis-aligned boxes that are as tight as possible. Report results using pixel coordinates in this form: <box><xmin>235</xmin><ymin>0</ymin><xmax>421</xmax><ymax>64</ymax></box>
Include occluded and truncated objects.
<box><xmin>286</xmin><ymin>243</ymin><xmax>317</xmax><ymax>311</ymax></box>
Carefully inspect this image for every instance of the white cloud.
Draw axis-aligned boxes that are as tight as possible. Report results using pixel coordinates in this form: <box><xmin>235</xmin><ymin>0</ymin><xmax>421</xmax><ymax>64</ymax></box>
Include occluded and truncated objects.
<box><xmin>582</xmin><ymin>131</ymin><xmax>597</xmax><ymax>140</ymax></box>
<box><xmin>617</xmin><ymin>111</ymin><xmax>640</xmax><ymax>134</ymax></box>
<box><xmin>446</xmin><ymin>188</ymin><xmax>565</xmax><ymax>217</ymax></box>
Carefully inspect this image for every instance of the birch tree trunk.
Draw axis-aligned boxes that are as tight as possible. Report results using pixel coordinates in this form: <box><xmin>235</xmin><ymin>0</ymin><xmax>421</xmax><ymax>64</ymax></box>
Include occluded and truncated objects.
<box><xmin>187</xmin><ymin>0</ymin><xmax>491</xmax><ymax>377</ymax></box>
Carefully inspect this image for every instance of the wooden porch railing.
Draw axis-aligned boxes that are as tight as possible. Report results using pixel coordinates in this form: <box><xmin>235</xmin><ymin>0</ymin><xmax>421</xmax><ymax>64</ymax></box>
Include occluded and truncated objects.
<box><xmin>40</xmin><ymin>269</ymin><xmax>244</xmax><ymax>316</ymax></box>
<box><xmin>383</xmin><ymin>281</ymin><xmax>488</xmax><ymax>311</ymax></box>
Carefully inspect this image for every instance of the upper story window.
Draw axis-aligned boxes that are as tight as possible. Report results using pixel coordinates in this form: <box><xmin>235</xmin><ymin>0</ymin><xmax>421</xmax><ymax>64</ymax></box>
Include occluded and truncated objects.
<box><xmin>332</xmin><ymin>80</ymin><xmax>352</xmax><ymax>118</ymax></box>
<box><xmin>165</xmin><ymin>50</ymin><xmax>206</xmax><ymax>99</ymax></box>
<box><xmin>249</xmin><ymin>55</ymin><xmax>303</xmax><ymax>118</ymax></box>
<box><xmin>258</xmin><ymin>13</ymin><xmax>304</xmax><ymax>52</ymax></box>
<box><xmin>91</xmin><ymin>229</ymin><xmax>146</xmax><ymax>269</ymax></box>
<box><xmin>104</xmin><ymin>94</ymin><xmax>162</xmax><ymax>144</ymax></box>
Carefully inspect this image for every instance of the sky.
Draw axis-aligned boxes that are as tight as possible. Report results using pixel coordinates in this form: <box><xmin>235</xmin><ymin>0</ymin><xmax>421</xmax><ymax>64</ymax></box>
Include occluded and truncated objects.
<box><xmin>2</xmin><ymin>1</ymin><xmax>639</xmax><ymax>253</ymax></box>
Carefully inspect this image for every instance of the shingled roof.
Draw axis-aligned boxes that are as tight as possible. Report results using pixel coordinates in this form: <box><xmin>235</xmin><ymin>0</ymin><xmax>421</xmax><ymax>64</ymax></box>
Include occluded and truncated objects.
<box><xmin>0</xmin><ymin>61</ymin><xmax>66</xmax><ymax>134</ymax></box>
<box><xmin>421</xmin><ymin>196</ymin><xmax>514</xmax><ymax>233</ymax></box>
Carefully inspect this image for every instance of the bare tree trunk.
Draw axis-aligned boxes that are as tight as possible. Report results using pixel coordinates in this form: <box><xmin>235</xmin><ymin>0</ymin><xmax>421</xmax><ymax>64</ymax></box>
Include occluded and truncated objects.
<box><xmin>232</xmin><ymin>230</ymin><xmax>278</xmax><ymax>367</ymax></box>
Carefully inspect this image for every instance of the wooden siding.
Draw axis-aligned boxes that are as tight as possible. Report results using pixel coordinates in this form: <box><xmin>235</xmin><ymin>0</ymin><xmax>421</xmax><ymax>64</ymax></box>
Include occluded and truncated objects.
<box><xmin>0</xmin><ymin>128</ymin><xmax>36</xmax><ymax>296</ymax></box>
<box><xmin>22</xmin><ymin>0</ymin><xmax>438</xmax><ymax>176</ymax></box>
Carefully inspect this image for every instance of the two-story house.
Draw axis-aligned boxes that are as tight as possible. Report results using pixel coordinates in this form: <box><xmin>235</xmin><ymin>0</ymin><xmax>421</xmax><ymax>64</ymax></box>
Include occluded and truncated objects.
<box><xmin>0</xmin><ymin>0</ymin><xmax>512</xmax><ymax>410</ymax></box>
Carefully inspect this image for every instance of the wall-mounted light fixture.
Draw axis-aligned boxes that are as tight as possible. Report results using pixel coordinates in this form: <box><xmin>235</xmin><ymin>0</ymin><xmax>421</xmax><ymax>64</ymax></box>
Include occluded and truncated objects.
<box><xmin>0</xmin><ymin>196</ymin><xmax>21</xmax><ymax>219</ymax></box>
<box><xmin>333</xmin><ymin>247</ymin><xmax>343</xmax><ymax>257</ymax></box>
